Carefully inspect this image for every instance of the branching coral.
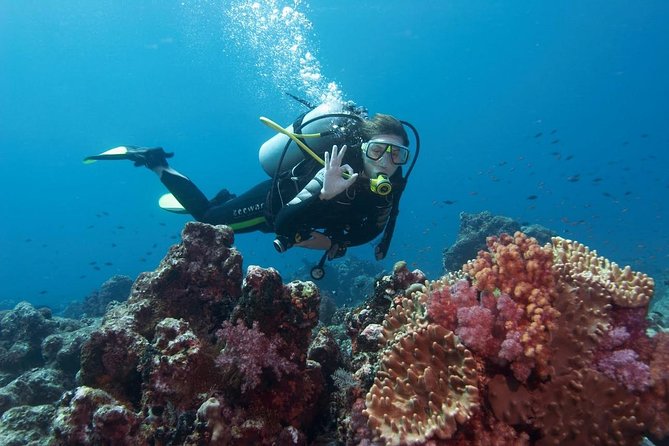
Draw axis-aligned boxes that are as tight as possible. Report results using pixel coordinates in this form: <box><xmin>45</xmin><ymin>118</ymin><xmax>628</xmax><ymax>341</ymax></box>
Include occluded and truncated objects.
<box><xmin>551</xmin><ymin>237</ymin><xmax>654</xmax><ymax>308</ymax></box>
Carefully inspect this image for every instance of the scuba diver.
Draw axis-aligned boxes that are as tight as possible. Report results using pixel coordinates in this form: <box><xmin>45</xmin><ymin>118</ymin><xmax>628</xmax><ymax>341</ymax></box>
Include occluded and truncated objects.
<box><xmin>85</xmin><ymin>99</ymin><xmax>419</xmax><ymax>279</ymax></box>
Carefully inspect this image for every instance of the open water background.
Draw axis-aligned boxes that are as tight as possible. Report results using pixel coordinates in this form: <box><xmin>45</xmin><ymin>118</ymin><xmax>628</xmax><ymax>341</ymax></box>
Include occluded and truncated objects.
<box><xmin>1</xmin><ymin>0</ymin><xmax>667</xmax><ymax>308</ymax></box>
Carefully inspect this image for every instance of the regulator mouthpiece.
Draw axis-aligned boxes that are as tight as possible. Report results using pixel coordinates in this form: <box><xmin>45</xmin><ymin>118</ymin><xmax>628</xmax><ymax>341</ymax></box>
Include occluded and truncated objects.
<box><xmin>370</xmin><ymin>174</ymin><xmax>392</xmax><ymax>196</ymax></box>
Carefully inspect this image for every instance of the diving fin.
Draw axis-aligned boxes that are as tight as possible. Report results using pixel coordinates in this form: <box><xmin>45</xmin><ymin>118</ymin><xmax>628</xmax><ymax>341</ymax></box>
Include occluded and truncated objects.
<box><xmin>83</xmin><ymin>146</ymin><xmax>173</xmax><ymax>167</ymax></box>
<box><xmin>158</xmin><ymin>193</ymin><xmax>188</xmax><ymax>214</ymax></box>
<box><xmin>84</xmin><ymin>146</ymin><xmax>135</xmax><ymax>164</ymax></box>
<box><xmin>159</xmin><ymin>190</ymin><xmax>236</xmax><ymax>214</ymax></box>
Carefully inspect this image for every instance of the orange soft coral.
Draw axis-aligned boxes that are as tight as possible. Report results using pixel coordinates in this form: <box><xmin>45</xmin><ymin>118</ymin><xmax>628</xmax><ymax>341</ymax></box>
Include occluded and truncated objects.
<box><xmin>462</xmin><ymin>232</ymin><xmax>560</xmax><ymax>380</ymax></box>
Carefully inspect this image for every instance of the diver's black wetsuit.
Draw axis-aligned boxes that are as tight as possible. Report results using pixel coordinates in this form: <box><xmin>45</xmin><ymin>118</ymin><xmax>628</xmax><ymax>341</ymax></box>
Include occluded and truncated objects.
<box><xmin>159</xmin><ymin>163</ymin><xmax>395</xmax><ymax>249</ymax></box>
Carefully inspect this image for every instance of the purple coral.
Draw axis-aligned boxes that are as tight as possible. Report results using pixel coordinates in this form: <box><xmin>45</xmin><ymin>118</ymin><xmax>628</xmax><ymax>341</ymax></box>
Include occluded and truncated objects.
<box><xmin>597</xmin><ymin>349</ymin><xmax>651</xmax><ymax>392</ymax></box>
<box><xmin>216</xmin><ymin>320</ymin><xmax>298</xmax><ymax>393</ymax></box>
<box><xmin>499</xmin><ymin>330</ymin><xmax>523</xmax><ymax>362</ymax></box>
<box><xmin>455</xmin><ymin>306</ymin><xmax>497</xmax><ymax>357</ymax></box>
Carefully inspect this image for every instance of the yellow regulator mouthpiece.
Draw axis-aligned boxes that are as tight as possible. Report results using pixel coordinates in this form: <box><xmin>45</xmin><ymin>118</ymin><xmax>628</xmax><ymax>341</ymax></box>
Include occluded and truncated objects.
<box><xmin>370</xmin><ymin>174</ymin><xmax>392</xmax><ymax>196</ymax></box>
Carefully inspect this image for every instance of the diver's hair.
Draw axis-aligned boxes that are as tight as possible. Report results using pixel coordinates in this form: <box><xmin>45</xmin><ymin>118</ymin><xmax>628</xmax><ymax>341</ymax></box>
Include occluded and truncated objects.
<box><xmin>359</xmin><ymin>114</ymin><xmax>409</xmax><ymax>146</ymax></box>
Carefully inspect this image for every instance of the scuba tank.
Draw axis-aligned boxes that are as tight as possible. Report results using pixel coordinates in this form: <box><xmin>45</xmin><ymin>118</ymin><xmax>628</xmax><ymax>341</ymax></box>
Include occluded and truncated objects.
<box><xmin>258</xmin><ymin>101</ymin><xmax>358</xmax><ymax>177</ymax></box>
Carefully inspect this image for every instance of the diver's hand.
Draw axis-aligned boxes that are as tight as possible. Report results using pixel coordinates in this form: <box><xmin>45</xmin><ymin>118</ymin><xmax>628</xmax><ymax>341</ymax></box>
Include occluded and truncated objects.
<box><xmin>295</xmin><ymin>231</ymin><xmax>332</xmax><ymax>250</ymax></box>
<box><xmin>320</xmin><ymin>145</ymin><xmax>358</xmax><ymax>200</ymax></box>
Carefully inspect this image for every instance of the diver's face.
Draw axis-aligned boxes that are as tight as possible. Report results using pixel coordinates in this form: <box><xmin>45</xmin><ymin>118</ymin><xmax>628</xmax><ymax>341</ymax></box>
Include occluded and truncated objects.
<box><xmin>362</xmin><ymin>134</ymin><xmax>405</xmax><ymax>179</ymax></box>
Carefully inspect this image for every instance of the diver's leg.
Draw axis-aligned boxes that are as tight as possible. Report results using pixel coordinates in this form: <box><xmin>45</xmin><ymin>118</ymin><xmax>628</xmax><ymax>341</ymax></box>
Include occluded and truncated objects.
<box><xmin>108</xmin><ymin>146</ymin><xmax>213</xmax><ymax>219</ymax></box>
<box><xmin>156</xmin><ymin>167</ymin><xmax>212</xmax><ymax>220</ymax></box>
<box><xmin>127</xmin><ymin>147</ymin><xmax>270</xmax><ymax>231</ymax></box>
<box><xmin>199</xmin><ymin>180</ymin><xmax>273</xmax><ymax>233</ymax></box>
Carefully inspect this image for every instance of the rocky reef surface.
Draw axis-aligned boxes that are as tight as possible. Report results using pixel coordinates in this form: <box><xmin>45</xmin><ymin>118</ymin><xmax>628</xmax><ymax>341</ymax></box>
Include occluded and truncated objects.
<box><xmin>1</xmin><ymin>221</ymin><xmax>667</xmax><ymax>445</ymax></box>
<box><xmin>0</xmin><ymin>301</ymin><xmax>97</xmax><ymax>445</ymax></box>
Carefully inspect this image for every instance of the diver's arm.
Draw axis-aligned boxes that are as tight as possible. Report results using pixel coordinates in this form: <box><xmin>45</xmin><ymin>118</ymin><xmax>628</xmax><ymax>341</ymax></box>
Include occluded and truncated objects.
<box><xmin>273</xmin><ymin>172</ymin><xmax>324</xmax><ymax>238</ymax></box>
<box><xmin>274</xmin><ymin>148</ymin><xmax>357</xmax><ymax>238</ymax></box>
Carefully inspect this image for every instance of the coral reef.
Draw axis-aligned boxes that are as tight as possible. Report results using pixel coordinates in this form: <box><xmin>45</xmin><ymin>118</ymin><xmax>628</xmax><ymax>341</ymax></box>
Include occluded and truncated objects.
<box><xmin>351</xmin><ymin>231</ymin><xmax>666</xmax><ymax>445</ymax></box>
<box><xmin>0</xmin><ymin>302</ymin><xmax>96</xmax><ymax>444</ymax></box>
<box><xmin>61</xmin><ymin>275</ymin><xmax>133</xmax><ymax>319</ymax></box>
<box><xmin>1</xmin><ymin>222</ymin><xmax>666</xmax><ymax>446</ymax></box>
<box><xmin>293</xmin><ymin>255</ymin><xmax>382</xmax><ymax>307</ymax></box>
<box><xmin>442</xmin><ymin>211</ymin><xmax>556</xmax><ymax>272</ymax></box>
<box><xmin>645</xmin><ymin>268</ymin><xmax>668</xmax><ymax>336</ymax></box>
<box><xmin>0</xmin><ymin>404</ymin><xmax>56</xmax><ymax>446</ymax></box>
<box><xmin>51</xmin><ymin>222</ymin><xmax>324</xmax><ymax>445</ymax></box>
<box><xmin>0</xmin><ymin>302</ymin><xmax>95</xmax><ymax>404</ymax></box>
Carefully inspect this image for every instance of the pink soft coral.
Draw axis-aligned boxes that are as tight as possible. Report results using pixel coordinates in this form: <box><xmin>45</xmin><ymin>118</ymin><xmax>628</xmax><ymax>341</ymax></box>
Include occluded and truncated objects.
<box><xmin>216</xmin><ymin>320</ymin><xmax>298</xmax><ymax>393</ymax></box>
<box><xmin>455</xmin><ymin>306</ymin><xmax>498</xmax><ymax>357</ymax></box>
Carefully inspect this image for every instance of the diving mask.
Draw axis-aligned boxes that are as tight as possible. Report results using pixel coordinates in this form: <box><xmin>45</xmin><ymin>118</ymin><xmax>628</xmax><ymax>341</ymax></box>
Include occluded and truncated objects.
<box><xmin>362</xmin><ymin>140</ymin><xmax>410</xmax><ymax>165</ymax></box>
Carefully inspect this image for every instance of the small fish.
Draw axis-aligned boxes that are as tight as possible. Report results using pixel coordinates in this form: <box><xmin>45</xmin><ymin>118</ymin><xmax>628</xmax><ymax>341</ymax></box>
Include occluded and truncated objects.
<box><xmin>111</xmin><ymin>243</ymin><xmax>117</xmax><ymax>248</ymax></box>
<box><xmin>534</xmin><ymin>132</ymin><xmax>543</xmax><ymax>138</ymax></box>
<box><xmin>104</xmin><ymin>262</ymin><xmax>113</xmax><ymax>266</ymax></box>
<box><xmin>89</xmin><ymin>261</ymin><xmax>97</xmax><ymax>265</ymax></box>
<box><xmin>116</xmin><ymin>225</ymin><xmax>125</xmax><ymax>230</ymax></box>
<box><xmin>550</xmin><ymin>129</ymin><xmax>557</xmax><ymax>134</ymax></box>
<box><xmin>93</xmin><ymin>266</ymin><xmax>101</xmax><ymax>271</ymax></box>
<box><xmin>564</xmin><ymin>155</ymin><xmax>573</xmax><ymax>161</ymax></box>
<box><xmin>567</xmin><ymin>175</ymin><xmax>580</xmax><ymax>182</ymax></box>
<box><xmin>25</xmin><ymin>238</ymin><xmax>32</xmax><ymax>242</ymax></box>
<box><xmin>551</xmin><ymin>139</ymin><xmax>560</xmax><ymax>144</ymax></box>
<box><xmin>442</xmin><ymin>200</ymin><xmax>456</xmax><ymax>205</ymax></box>
<box><xmin>39</xmin><ymin>290</ymin><xmax>48</xmax><ymax>295</ymax></box>
<box><xmin>527</xmin><ymin>195</ymin><xmax>538</xmax><ymax>200</ymax></box>
<box><xmin>592</xmin><ymin>177</ymin><xmax>603</xmax><ymax>183</ymax></box>
<box><xmin>641</xmin><ymin>134</ymin><xmax>648</xmax><ymax>138</ymax></box>
<box><xmin>159</xmin><ymin>222</ymin><xmax>167</xmax><ymax>227</ymax></box>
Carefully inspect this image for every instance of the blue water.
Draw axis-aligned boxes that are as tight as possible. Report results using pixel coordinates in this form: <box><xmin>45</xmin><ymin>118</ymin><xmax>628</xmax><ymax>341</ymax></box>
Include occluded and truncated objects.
<box><xmin>1</xmin><ymin>0</ymin><xmax>668</xmax><ymax>308</ymax></box>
